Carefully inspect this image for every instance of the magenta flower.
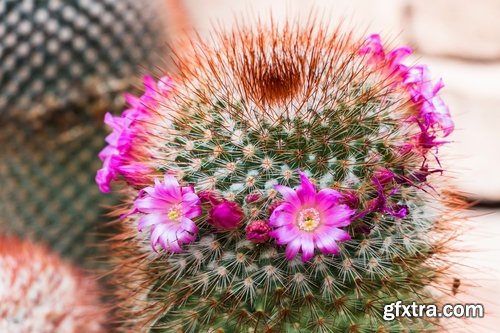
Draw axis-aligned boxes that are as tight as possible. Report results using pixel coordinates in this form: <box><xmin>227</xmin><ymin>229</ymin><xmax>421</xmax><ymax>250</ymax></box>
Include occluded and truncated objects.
<box><xmin>359</xmin><ymin>34</ymin><xmax>385</xmax><ymax>65</ymax></box>
<box><xmin>360</xmin><ymin>34</ymin><xmax>454</xmax><ymax>154</ymax></box>
<box><xmin>96</xmin><ymin>113</ymin><xmax>134</xmax><ymax>192</ymax></box>
<box><xmin>269</xmin><ymin>172</ymin><xmax>354</xmax><ymax>262</ymax></box>
<box><xmin>134</xmin><ymin>175</ymin><xmax>201</xmax><ymax>252</ymax></box>
<box><xmin>404</xmin><ymin>65</ymin><xmax>454</xmax><ymax>137</ymax></box>
<box><xmin>359</xmin><ymin>34</ymin><xmax>412</xmax><ymax>78</ymax></box>
<box><xmin>208</xmin><ymin>200</ymin><xmax>244</xmax><ymax>230</ymax></box>
<box><xmin>96</xmin><ymin>76</ymin><xmax>173</xmax><ymax>192</ymax></box>
<box><xmin>246</xmin><ymin>220</ymin><xmax>271</xmax><ymax>244</ymax></box>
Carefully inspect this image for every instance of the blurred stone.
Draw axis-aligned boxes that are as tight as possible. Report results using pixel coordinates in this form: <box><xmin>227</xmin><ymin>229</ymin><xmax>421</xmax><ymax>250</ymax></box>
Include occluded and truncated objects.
<box><xmin>421</xmin><ymin>56</ymin><xmax>500</xmax><ymax>201</ymax></box>
<box><xmin>409</xmin><ymin>0</ymin><xmax>500</xmax><ymax>60</ymax></box>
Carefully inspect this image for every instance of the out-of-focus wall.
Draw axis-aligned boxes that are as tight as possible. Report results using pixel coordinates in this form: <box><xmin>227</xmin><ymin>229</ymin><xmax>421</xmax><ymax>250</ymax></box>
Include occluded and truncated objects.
<box><xmin>181</xmin><ymin>0</ymin><xmax>500</xmax><ymax>202</ymax></box>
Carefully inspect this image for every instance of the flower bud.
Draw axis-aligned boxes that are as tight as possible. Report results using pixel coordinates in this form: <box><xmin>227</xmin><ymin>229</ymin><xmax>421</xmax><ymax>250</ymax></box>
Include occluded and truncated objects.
<box><xmin>245</xmin><ymin>192</ymin><xmax>262</xmax><ymax>204</ymax></box>
<box><xmin>267</xmin><ymin>199</ymin><xmax>284</xmax><ymax>215</ymax></box>
<box><xmin>199</xmin><ymin>190</ymin><xmax>223</xmax><ymax>205</ymax></box>
<box><xmin>245</xmin><ymin>220</ymin><xmax>271</xmax><ymax>243</ymax></box>
<box><xmin>208</xmin><ymin>201</ymin><xmax>244</xmax><ymax>230</ymax></box>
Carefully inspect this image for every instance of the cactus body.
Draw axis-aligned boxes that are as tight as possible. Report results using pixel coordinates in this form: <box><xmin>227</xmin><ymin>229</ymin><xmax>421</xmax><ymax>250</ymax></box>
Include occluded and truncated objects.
<box><xmin>103</xmin><ymin>22</ymin><xmax>460</xmax><ymax>332</ymax></box>
<box><xmin>0</xmin><ymin>236</ymin><xmax>105</xmax><ymax>333</ymax></box>
<box><xmin>0</xmin><ymin>0</ymin><xmax>168</xmax><ymax>263</ymax></box>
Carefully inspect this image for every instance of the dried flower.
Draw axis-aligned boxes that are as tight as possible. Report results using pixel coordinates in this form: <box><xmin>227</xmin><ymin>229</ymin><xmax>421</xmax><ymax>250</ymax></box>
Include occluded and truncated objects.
<box><xmin>340</xmin><ymin>190</ymin><xmax>360</xmax><ymax>209</ymax></box>
<box><xmin>372</xmin><ymin>168</ymin><xmax>395</xmax><ymax>185</ymax></box>
<box><xmin>361</xmin><ymin>177</ymin><xmax>409</xmax><ymax>219</ymax></box>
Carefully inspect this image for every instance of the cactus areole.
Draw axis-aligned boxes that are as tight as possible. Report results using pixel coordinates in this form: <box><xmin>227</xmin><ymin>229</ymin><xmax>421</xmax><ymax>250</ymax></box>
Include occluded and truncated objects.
<box><xmin>100</xmin><ymin>21</ymin><xmax>459</xmax><ymax>332</ymax></box>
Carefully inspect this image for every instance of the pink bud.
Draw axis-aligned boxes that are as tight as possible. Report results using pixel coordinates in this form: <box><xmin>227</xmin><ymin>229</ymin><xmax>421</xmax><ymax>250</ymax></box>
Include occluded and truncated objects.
<box><xmin>245</xmin><ymin>192</ymin><xmax>262</xmax><ymax>204</ymax></box>
<box><xmin>245</xmin><ymin>220</ymin><xmax>271</xmax><ymax>243</ymax></box>
<box><xmin>208</xmin><ymin>201</ymin><xmax>244</xmax><ymax>230</ymax></box>
<box><xmin>267</xmin><ymin>200</ymin><xmax>284</xmax><ymax>215</ymax></box>
<box><xmin>372</xmin><ymin>168</ymin><xmax>394</xmax><ymax>185</ymax></box>
<box><xmin>199</xmin><ymin>190</ymin><xmax>223</xmax><ymax>205</ymax></box>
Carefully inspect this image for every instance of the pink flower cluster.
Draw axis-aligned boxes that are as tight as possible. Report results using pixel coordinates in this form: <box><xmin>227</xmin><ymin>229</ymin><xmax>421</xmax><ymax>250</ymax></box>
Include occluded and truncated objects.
<box><xmin>96</xmin><ymin>76</ymin><xmax>174</xmax><ymax>192</ymax></box>
<box><xmin>360</xmin><ymin>34</ymin><xmax>454</xmax><ymax>151</ymax></box>
<box><xmin>131</xmin><ymin>171</ymin><xmax>354</xmax><ymax>262</ymax></box>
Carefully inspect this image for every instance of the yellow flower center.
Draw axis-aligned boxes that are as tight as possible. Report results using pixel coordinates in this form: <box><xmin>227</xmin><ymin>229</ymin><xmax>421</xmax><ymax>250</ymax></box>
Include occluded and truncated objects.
<box><xmin>297</xmin><ymin>208</ymin><xmax>321</xmax><ymax>231</ymax></box>
<box><xmin>167</xmin><ymin>205</ymin><xmax>183</xmax><ymax>222</ymax></box>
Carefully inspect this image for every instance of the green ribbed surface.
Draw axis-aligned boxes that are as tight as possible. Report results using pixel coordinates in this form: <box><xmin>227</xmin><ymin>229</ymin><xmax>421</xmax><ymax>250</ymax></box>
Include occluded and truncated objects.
<box><xmin>0</xmin><ymin>0</ymin><xmax>168</xmax><ymax>266</ymax></box>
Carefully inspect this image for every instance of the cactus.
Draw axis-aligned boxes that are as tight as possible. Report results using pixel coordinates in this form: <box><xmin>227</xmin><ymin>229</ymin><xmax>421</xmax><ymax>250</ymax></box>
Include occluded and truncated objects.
<box><xmin>102</xmin><ymin>22</ymin><xmax>461</xmax><ymax>332</ymax></box>
<box><xmin>0</xmin><ymin>236</ymin><xmax>105</xmax><ymax>333</ymax></box>
<box><xmin>0</xmin><ymin>0</ymin><xmax>169</xmax><ymax>264</ymax></box>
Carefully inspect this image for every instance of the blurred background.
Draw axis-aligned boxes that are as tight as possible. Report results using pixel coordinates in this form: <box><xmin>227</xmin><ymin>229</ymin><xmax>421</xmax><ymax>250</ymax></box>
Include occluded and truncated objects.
<box><xmin>1</xmin><ymin>0</ymin><xmax>498</xmax><ymax>331</ymax></box>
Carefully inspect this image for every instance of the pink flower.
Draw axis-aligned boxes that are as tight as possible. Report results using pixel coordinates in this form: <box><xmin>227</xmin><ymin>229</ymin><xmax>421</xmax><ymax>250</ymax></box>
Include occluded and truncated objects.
<box><xmin>245</xmin><ymin>192</ymin><xmax>262</xmax><ymax>204</ymax></box>
<box><xmin>246</xmin><ymin>220</ymin><xmax>271</xmax><ymax>244</ymax></box>
<box><xmin>360</xmin><ymin>34</ymin><xmax>454</xmax><ymax>153</ymax></box>
<box><xmin>404</xmin><ymin>65</ymin><xmax>454</xmax><ymax>137</ymax></box>
<box><xmin>134</xmin><ymin>175</ymin><xmax>201</xmax><ymax>252</ymax></box>
<box><xmin>269</xmin><ymin>172</ymin><xmax>354</xmax><ymax>262</ymax></box>
<box><xmin>96</xmin><ymin>113</ymin><xmax>134</xmax><ymax>192</ymax></box>
<box><xmin>208</xmin><ymin>201</ymin><xmax>244</xmax><ymax>230</ymax></box>
<box><xmin>96</xmin><ymin>76</ymin><xmax>173</xmax><ymax>192</ymax></box>
<box><xmin>359</xmin><ymin>34</ymin><xmax>385</xmax><ymax>65</ymax></box>
<box><xmin>359</xmin><ymin>34</ymin><xmax>412</xmax><ymax>79</ymax></box>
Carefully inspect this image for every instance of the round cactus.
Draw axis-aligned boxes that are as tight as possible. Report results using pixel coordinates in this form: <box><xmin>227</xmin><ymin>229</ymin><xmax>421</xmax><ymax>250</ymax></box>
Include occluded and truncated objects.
<box><xmin>101</xmin><ymin>21</ymin><xmax>461</xmax><ymax>332</ymax></box>
<box><xmin>0</xmin><ymin>236</ymin><xmax>105</xmax><ymax>333</ymax></box>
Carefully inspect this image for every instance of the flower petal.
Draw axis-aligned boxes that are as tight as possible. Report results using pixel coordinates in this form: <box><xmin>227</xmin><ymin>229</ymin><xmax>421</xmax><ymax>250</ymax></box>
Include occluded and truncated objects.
<box><xmin>137</xmin><ymin>213</ymin><xmax>165</xmax><ymax>231</ymax></box>
<box><xmin>269</xmin><ymin>209</ymin><xmax>295</xmax><ymax>228</ymax></box>
<box><xmin>330</xmin><ymin>228</ymin><xmax>351</xmax><ymax>242</ymax></box>
<box><xmin>322</xmin><ymin>204</ymin><xmax>354</xmax><ymax>227</ymax></box>
<box><xmin>285</xmin><ymin>238</ymin><xmax>301</xmax><ymax>261</ymax></box>
<box><xmin>314</xmin><ymin>232</ymin><xmax>340</xmax><ymax>255</ymax></box>
<box><xmin>297</xmin><ymin>171</ymin><xmax>316</xmax><ymax>205</ymax></box>
<box><xmin>150</xmin><ymin>224</ymin><xmax>167</xmax><ymax>251</ymax></box>
<box><xmin>180</xmin><ymin>217</ymin><xmax>198</xmax><ymax>235</ymax></box>
<box><xmin>134</xmin><ymin>196</ymin><xmax>169</xmax><ymax>214</ymax></box>
<box><xmin>300</xmin><ymin>234</ymin><xmax>315</xmax><ymax>262</ymax></box>
<box><xmin>274</xmin><ymin>185</ymin><xmax>301</xmax><ymax>207</ymax></box>
<box><xmin>316</xmin><ymin>188</ymin><xmax>342</xmax><ymax>210</ymax></box>
<box><xmin>270</xmin><ymin>224</ymin><xmax>299</xmax><ymax>245</ymax></box>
